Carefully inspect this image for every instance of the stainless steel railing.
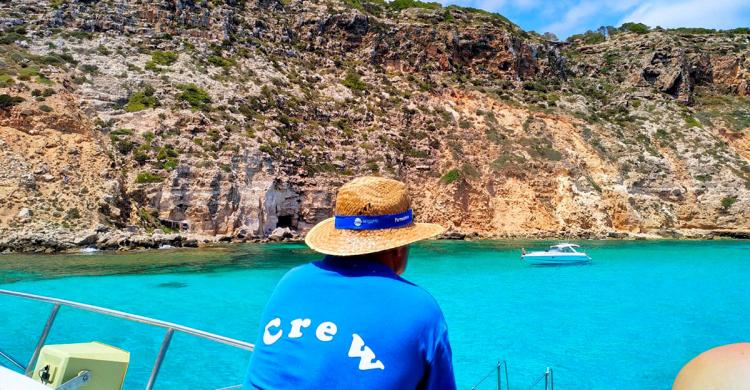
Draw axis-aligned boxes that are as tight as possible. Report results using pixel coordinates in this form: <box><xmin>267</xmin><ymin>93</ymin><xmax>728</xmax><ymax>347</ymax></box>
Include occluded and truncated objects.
<box><xmin>0</xmin><ymin>289</ymin><xmax>254</xmax><ymax>389</ymax></box>
<box><xmin>469</xmin><ymin>361</ymin><xmax>554</xmax><ymax>390</ymax></box>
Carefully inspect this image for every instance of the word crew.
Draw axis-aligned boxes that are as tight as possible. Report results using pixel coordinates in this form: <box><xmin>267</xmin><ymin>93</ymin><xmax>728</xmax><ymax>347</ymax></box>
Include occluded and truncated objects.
<box><xmin>263</xmin><ymin>317</ymin><xmax>384</xmax><ymax>370</ymax></box>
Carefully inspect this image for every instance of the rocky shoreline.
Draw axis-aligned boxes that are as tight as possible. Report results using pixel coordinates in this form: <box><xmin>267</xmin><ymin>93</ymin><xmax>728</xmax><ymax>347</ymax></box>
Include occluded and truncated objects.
<box><xmin>1</xmin><ymin>1</ymin><xmax>749</xmax><ymax>252</ymax></box>
<box><xmin>1</xmin><ymin>227</ymin><xmax>748</xmax><ymax>254</ymax></box>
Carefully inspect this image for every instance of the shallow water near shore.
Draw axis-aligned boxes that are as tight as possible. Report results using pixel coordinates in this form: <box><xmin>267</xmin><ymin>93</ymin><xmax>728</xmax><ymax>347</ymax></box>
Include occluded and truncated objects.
<box><xmin>1</xmin><ymin>240</ymin><xmax>749</xmax><ymax>389</ymax></box>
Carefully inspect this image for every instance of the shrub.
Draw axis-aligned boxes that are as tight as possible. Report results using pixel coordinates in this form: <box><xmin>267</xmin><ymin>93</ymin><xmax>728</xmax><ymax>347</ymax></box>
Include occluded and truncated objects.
<box><xmin>109</xmin><ymin>129</ymin><xmax>136</xmax><ymax>154</ymax></box>
<box><xmin>259</xmin><ymin>144</ymin><xmax>274</xmax><ymax>155</ymax></box>
<box><xmin>162</xmin><ymin>157</ymin><xmax>178</xmax><ymax>170</ymax></box>
<box><xmin>68</xmin><ymin>30</ymin><xmax>92</xmax><ymax>40</ymax></box>
<box><xmin>390</xmin><ymin>0</ymin><xmax>442</xmax><ymax>11</ymax></box>
<box><xmin>39</xmin><ymin>54</ymin><xmax>67</xmax><ymax>66</ymax></box>
<box><xmin>726</xmin><ymin>110</ymin><xmax>750</xmax><ymax>132</ymax></box>
<box><xmin>125</xmin><ymin>86</ymin><xmax>159</xmax><ymax>112</ymax></box>
<box><xmin>343</xmin><ymin>0</ymin><xmax>365</xmax><ymax>11</ymax></box>
<box><xmin>440</xmin><ymin>168</ymin><xmax>461</xmax><ymax>184</ymax></box>
<box><xmin>490</xmin><ymin>153</ymin><xmax>525</xmax><ymax>171</ymax></box>
<box><xmin>684</xmin><ymin>115</ymin><xmax>701</xmax><ymax>128</ymax></box>
<box><xmin>37</xmin><ymin>74</ymin><xmax>54</xmax><ymax>86</ymax></box>
<box><xmin>18</xmin><ymin>67</ymin><xmax>39</xmax><ymax>80</ymax></box>
<box><xmin>57</xmin><ymin>52</ymin><xmax>77</xmax><ymax>64</ymax></box>
<box><xmin>39</xmin><ymin>104</ymin><xmax>53</xmax><ymax>112</ymax></box>
<box><xmin>721</xmin><ymin>196</ymin><xmax>737</xmax><ymax>211</ymax></box>
<box><xmin>150</xmin><ymin>51</ymin><xmax>178</xmax><ymax>66</ymax></box>
<box><xmin>114</xmin><ymin>139</ymin><xmax>135</xmax><ymax>154</ymax></box>
<box><xmin>66</xmin><ymin>208</ymin><xmax>81</xmax><ymax>219</ymax></box>
<box><xmin>178</xmin><ymin>83</ymin><xmax>211</xmax><ymax>111</ymax></box>
<box><xmin>342</xmin><ymin>71</ymin><xmax>366</xmax><ymax>91</ymax></box>
<box><xmin>726</xmin><ymin>28</ymin><xmax>750</xmax><ymax>35</ymax></box>
<box><xmin>135</xmin><ymin>172</ymin><xmax>163</xmax><ymax>184</ymax></box>
<box><xmin>80</xmin><ymin>64</ymin><xmax>98</xmax><ymax>74</ymax></box>
<box><xmin>568</xmin><ymin>31</ymin><xmax>605</xmax><ymax>44</ymax></box>
<box><xmin>485</xmin><ymin>128</ymin><xmax>507</xmax><ymax>144</ymax></box>
<box><xmin>0</xmin><ymin>74</ymin><xmax>13</xmax><ymax>87</ymax></box>
<box><xmin>0</xmin><ymin>32</ymin><xmax>25</xmax><ymax>45</ymax></box>
<box><xmin>530</xmin><ymin>145</ymin><xmax>562</xmax><ymax>161</ymax></box>
<box><xmin>367</xmin><ymin>161</ymin><xmax>379</xmax><ymax>173</ymax></box>
<box><xmin>156</xmin><ymin>146</ymin><xmax>179</xmax><ymax>161</ymax></box>
<box><xmin>134</xmin><ymin>145</ymin><xmax>150</xmax><ymax>164</ymax></box>
<box><xmin>144</xmin><ymin>61</ymin><xmax>159</xmax><ymax>72</ymax></box>
<box><xmin>207</xmin><ymin>55</ymin><xmax>235</xmax><ymax>68</ymax></box>
<box><xmin>620</xmin><ymin>22</ymin><xmax>650</xmax><ymax>34</ymax></box>
<box><xmin>669</xmin><ymin>27</ymin><xmax>715</xmax><ymax>35</ymax></box>
<box><xmin>0</xmin><ymin>94</ymin><xmax>24</xmax><ymax>109</ymax></box>
<box><xmin>109</xmin><ymin>128</ymin><xmax>132</xmax><ymax>137</ymax></box>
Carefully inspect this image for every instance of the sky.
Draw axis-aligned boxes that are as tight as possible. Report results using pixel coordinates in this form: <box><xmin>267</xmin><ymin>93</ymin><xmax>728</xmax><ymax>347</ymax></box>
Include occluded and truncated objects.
<box><xmin>436</xmin><ymin>0</ymin><xmax>750</xmax><ymax>39</ymax></box>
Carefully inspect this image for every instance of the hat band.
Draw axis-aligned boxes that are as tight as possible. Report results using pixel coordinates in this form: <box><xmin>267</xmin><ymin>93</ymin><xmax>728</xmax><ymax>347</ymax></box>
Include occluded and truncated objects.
<box><xmin>334</xmin><ymin>209</ymin><xmax>413</xmax><ymax>230</ymax></box>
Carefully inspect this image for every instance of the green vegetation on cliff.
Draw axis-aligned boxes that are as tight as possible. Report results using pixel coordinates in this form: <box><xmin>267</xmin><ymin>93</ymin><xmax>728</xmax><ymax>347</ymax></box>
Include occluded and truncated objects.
<box><xmin>125</xmin><ymin>85</ymin><xmax>159</xmax><ymax>112</ymax></box>
<box><xmin>178</xmin><ymin>83</ymin><xmax>211</xmax><ymax>111</ymax></box>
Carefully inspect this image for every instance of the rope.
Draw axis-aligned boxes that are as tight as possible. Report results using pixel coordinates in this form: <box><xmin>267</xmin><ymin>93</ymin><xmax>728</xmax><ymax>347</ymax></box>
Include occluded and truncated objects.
<box><xmin>526</xmin><ymin>372</ymin><xmax>547</xmax><ymax>390</ymax></box>
<box><xmin>470</xmin><ymin>365</ymin><xmax>498</xmax><ymax>389</ymax></box>
<box><xmin>214</xmin><ymin>385</ymin><xmax>243</xmax><ymax>390</ymax></box>
<box><xmin>470</xmin><ymin>361</ymin><xmax>509</xmax><ymax>390</ymax></box>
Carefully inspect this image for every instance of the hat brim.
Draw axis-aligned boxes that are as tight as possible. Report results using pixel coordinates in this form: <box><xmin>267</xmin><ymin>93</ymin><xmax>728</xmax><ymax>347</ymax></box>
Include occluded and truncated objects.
<box><xmin>304</xmin><ymin>218</ymin><xmax>445</xmax><ymax>256</ymax></box>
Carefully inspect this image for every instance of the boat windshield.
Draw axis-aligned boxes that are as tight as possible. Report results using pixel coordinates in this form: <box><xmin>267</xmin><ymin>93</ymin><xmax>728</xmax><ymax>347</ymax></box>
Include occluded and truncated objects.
<box><xmin>550</xmin><ymin>245</ymin><xmax>578</xmax><ymax>253</ymax></box>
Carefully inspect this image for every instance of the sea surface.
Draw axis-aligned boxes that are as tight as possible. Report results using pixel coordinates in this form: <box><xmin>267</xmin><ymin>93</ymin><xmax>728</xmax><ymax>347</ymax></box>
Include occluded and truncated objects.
<box><xmin>1</xmin><ymin>240</ymin><xmax>749</xmax><ymax>389</ymax></box>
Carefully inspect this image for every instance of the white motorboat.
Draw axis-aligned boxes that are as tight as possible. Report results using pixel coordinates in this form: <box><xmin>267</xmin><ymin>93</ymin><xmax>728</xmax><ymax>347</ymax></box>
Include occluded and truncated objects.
<box><xmin>521</xmin><ymin>243</ymin><xmax>591</xmax><ymax>265</ymax></box>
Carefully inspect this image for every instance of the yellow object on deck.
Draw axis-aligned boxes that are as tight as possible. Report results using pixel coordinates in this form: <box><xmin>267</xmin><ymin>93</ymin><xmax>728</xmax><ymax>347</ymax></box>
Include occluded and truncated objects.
<box><xmin>32</xmin><ymin>342</ymin><xmax>129</xmax><ymax>389</ymax></box>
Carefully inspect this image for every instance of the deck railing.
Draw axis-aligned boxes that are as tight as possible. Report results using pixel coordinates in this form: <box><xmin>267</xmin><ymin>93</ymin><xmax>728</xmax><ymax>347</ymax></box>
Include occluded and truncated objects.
<box><xmin>0</xmin><ymin>289</ymin><xmax>254</xmax><ymax>389</ymax></box>
<box><xmin>470</xmin><ymin>361</ymin><xmax>554</xmax><ymax>390</ymax></box>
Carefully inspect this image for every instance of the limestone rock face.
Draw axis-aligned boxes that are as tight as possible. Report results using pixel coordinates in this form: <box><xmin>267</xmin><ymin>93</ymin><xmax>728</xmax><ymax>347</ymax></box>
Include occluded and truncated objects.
<box><xmin>0</xmin><ymin>0</ymin><xmax>748</xmax><ymax>252</ymax></box>
<box><xmin>269</xmin><ymin>227</ymin><xmax>294</xmax><ymax>241</ymax></box>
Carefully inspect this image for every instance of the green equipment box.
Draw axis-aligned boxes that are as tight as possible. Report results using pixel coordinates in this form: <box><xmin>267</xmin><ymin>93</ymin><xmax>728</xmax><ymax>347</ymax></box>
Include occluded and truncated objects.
<box><xmin>32</xmin><ymin>342</ymin><xmax>130</xmax><ymax>389</ymax></box>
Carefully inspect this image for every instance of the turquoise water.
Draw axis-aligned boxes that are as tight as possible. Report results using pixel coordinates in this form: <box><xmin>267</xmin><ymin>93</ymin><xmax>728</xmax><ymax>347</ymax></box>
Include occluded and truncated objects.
<box><xmin>1</xmin><ymin>240</ymin><xmax>749</xmax><ymax>389</ymax></box>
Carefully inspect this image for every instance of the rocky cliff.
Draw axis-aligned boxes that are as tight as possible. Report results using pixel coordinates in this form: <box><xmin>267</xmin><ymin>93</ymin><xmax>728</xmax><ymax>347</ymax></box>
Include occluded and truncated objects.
<box><xmin>0</xmin><ymin>0</ymin><xmax>748</xmax><ymax>252</ymax></box>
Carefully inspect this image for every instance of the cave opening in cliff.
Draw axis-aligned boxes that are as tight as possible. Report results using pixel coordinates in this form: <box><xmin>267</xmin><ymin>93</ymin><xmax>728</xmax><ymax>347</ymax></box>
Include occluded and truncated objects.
<box><xmin>276</xmin><ymin>215</ymin><xmax>293</xmax><ymax>229</ymax></box>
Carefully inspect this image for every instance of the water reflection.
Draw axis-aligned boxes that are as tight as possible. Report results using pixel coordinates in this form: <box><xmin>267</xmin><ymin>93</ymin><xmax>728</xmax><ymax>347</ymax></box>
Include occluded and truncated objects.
<box><xmin>1</xmin><ymin>239</ymin><xmax>747</xmax><ymax>284</ymax></box>
<box><xmin>0</xmin><ymin>243</ymin><xmax>318</xmax><ymax>284</ymax></box>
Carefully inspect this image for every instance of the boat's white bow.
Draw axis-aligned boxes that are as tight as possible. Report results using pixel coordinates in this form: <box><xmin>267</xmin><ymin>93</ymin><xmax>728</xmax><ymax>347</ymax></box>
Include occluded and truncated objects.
<box><xmin>0</xmin><ymin>366</ymin><xmax>50</xmax><ymax>390</ymax></box>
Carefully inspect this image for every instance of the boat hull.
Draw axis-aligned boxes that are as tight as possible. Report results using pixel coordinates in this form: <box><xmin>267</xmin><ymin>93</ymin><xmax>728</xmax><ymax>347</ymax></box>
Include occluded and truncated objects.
<box><xmin>522</xmin><ymin>253</ymin><xmax>591</xmax><ymax>265</ymax></box>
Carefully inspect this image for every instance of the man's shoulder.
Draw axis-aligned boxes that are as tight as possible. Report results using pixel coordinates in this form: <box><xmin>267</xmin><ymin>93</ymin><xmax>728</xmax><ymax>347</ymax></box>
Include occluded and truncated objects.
<box><xmin>278</xmin><ymin>261</ymin><xmax>444</xmax><ymax>318</ymax></box>
<box><xmin>401</xmin><ymin>281</ymin><xmax>445</xmax><ymax>319</ymax></box>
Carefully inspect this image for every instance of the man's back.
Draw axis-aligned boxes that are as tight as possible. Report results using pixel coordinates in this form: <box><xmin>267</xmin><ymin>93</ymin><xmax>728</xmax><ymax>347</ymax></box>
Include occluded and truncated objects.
<box><xmin>245</xmin><ymin>257</ymin><xmax>455</xmax><ymax>389</ymax></box>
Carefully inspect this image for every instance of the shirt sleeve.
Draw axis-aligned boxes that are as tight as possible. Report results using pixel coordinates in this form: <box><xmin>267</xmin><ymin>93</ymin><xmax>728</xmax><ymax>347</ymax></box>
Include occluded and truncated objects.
<box><xmin>420</xmin><ymin>325</ymin><xmax>457</xmax><ymax>390</ymax></box>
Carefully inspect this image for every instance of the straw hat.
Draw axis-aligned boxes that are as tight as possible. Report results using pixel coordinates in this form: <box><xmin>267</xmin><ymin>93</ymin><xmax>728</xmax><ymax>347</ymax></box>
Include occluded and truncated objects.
<box><xmin>305</xmin><ymin>176</ymin><xmax>445</xmax><ymax>256</ymax></box>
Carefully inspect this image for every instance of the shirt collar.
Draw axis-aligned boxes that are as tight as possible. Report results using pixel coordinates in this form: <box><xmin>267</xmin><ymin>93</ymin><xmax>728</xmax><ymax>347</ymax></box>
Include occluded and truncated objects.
<box><xmin>317</xmin><ymin>256</ymin><xmax>400</xmax><ymax>278</ymax></box>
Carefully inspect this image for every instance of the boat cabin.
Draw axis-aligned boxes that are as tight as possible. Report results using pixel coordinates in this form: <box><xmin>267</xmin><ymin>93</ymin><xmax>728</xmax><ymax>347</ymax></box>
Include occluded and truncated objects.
<box><xmin>548</xmin><ymin>244</ymin><xmax>580</xmax><ymax>253</ymax></box>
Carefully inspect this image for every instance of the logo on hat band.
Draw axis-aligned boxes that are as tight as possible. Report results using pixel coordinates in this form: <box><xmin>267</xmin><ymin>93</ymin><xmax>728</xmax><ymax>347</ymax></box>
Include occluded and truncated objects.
<box><xmin>334</xmin><ymin>209</ymin><xmax>413</xmax><ymax>230</ymax></box>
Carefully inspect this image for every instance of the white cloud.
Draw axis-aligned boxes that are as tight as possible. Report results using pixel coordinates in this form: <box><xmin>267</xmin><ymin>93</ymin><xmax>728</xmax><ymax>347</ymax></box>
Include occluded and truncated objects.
<box><xmin>540</xmin><ymin>1</ymin><xmax>604</xmax><ymax>37</ymax></box>
<box><xmin>438</xmin><ymin>0</ymin><xmax>540</xmax><ymax>11</ymax></box>
<box><xmin>473</xmin><ymin>0</ymin><xmax>506</xmax><ymax>12</ymax></box>
<box><xmin>621</xmin><ymin>0</ymin><xmax>750</xmax><ymax>29</ymax></box>
<box><xmin>437</xmin><ymin>0</ymin><xmax>750</xmax><ymax>38</ymax></box>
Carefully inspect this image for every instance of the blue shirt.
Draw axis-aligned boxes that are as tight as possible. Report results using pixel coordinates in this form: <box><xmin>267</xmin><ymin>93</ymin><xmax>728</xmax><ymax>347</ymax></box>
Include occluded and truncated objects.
<box><xmin>245</xmin><ymin>257</ymin><xmax>456</xmax><ymax>390</ymax></box>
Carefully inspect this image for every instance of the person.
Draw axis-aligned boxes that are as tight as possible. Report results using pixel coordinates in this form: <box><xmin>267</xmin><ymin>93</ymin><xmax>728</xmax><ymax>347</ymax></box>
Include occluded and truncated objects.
<box><xmin>672</xmin><ymin>343</ymin><xmax>750</xmax><ymax>389</ymax></box>
<box><xmin>244</xmin><ymin>176</ymin><xmax>456</xmax><ymax>390</ymax></box>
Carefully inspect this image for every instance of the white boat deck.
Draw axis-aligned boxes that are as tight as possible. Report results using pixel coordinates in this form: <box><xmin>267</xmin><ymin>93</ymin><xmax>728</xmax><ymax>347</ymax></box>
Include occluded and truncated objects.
<box><xmin>0</xmin><ymin>366</ymin><xmax>49</xmax><ymax>390</ymax></box>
